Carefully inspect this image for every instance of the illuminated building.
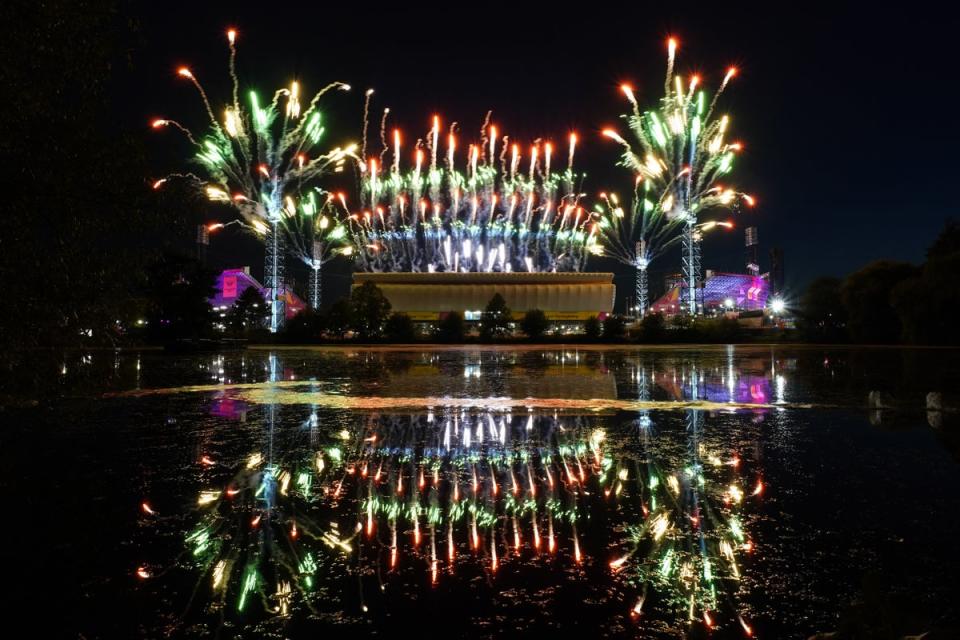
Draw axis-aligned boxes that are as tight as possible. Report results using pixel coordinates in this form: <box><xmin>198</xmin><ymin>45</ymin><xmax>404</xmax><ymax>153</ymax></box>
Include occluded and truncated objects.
<box><xmin>651</xmin><ymin>271</ymin><xmax>769</xmax><ymax>315</ymax></box>
<box><xmin>352</xmin><ymin>272</ymin><xmax>615</xmax><ymax>322</ymax></box>
<box><xmin>210</xmin><ymin>267</ymin><xmax>305</xmax><ymax>320</ymax></box>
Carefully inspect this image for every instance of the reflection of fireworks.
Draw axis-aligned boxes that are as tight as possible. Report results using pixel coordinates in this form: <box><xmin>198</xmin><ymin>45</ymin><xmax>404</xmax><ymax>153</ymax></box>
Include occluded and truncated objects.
<box><xmin>612</xmin><ymin>421</ymin><xmax>758</xmax><ymax>633</ymax></box>
<box><xmin>348</xmin><ymin>113</ymin><xmax>597</xmax><ymax>273</ymax></box>
<box><xmin>139</xmin><ymin>410</ymin><xmax>609</xmax><ymax>627</ymax></box>
<box><xmin>152</xmin><ymin>29</ymin><xmax>357</xmax><ymax>311</ymax></box>
<box><xmin>138</xmin><ymin>385</ymin><xmax>762</xmax><ymax>634</ymax></box>
<box><xmin>174</xmin><ymin>445</ymin><xmax>361</xmax><ymax>617</ymax></box>
<box><xmin>605</xmin><ymin>367</ymin><xmax>761</xmax><ymax>635</ymax></box>
<box><xmin>351</xmin><ymin>411</ymin><xmax>606</xmax><ymax>579</ymax></box>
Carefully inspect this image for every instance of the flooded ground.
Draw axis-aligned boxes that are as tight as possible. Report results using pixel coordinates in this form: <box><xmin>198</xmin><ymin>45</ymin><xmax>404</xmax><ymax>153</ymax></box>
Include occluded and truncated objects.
<box><xmin>4</xmin><ymin>345</ymin><xmax>959</xmax><ymax>638</ymax></box>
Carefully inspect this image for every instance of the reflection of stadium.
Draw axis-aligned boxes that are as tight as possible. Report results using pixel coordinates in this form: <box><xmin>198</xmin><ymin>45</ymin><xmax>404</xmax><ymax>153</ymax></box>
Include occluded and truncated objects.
<box><xmin>352</xmin><ymin>272</ymin><xmax>615</xmax><ymax>321</ymax></box>
<box><xmin>380</xmin><ymin>360</ymin><xmax>618</xmax><ymax>402</ymax></box>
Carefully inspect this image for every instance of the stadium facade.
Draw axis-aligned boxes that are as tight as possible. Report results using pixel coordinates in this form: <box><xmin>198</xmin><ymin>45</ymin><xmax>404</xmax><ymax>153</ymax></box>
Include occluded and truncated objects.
<box><xmin>352</xmin><ymin>272</ymin><xmax>616</xmax><ymax>321</ymax></box>
<box><xmin>651</xmin><ymin>271</ymin><xmax>769</xmax><ymax>315</ymax></box>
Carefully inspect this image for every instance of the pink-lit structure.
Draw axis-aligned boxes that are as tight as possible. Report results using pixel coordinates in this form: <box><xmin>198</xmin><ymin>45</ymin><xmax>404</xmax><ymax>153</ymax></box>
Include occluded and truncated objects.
<box><xmin>209</xmin><ymin>267</ymin><xmax>305</xmax><ymax>320</ymax></box>
<box><xmin>651</xmin><ymin>272</ymin><xmax>768</xmax><ymax>315</ymax></box>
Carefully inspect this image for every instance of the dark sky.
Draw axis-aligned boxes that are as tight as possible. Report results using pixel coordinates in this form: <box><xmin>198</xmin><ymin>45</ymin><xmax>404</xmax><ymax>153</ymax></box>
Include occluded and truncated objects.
<box><xmin>130</xmin><ymin>3</ymin><xmax>960</xmax><ymax>307</ymax></box>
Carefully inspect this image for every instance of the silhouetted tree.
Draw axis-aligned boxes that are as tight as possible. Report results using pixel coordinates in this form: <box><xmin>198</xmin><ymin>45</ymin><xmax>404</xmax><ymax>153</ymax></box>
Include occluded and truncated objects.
<box><xmin>0</xmin><ymin>2</ymin><xmax>159</xmax><ymax>358</ymax></box>
<box><xmin>480</xmin><ymin>293</ymin><xmax>512</xmax><ymax>341</ymax></box>
<box><xmin>326</xmin><ymin>299</ymin><xmax>354</xmax><ymax>338</ymax></box>
<box><xmin>226</xmin><ymin>287</ymin><xmax>267</xmax><ymax>336</ymax></box>
<box><xmin>519</xmin><ymin>309</ymin><xmax>549</xmax><ymax>340</ymax></box>
<box><xmin>891</xmin><ymin>220</ymin><xmax>960</xmax><ymax>344</ymax></box>
<box><xmin>583</xmin><ymin>316</ymin><xmax>602</xmax><ymax>341</ymax></box>
<box><xmin>798</xmin><ymin>277</ymin><xmax>847</xmax><ymax>342</ymax></box>
<box><xmin>350</xmin><ymin>282</ymin><xmax>392</xmax><ymax>340</ymax></box>
<box><xmin>436</xmin><ymin>312</ymin><xmax>465</xmax><ymax>342</ymax></box>
<box><xmin>602</xmin><ymin>315</ymin><xmax>626</xmax><ymax>341</ymax></box>
<box><xmin>385</xmin><ymin>313</ymin><xmax>416</xmax><ymax>342</ymax></box>
<box><xmin>143</xmin><ymin>251</ymin><xmax>216</xmax><ymax>342</ymax></box>
<box><xmin>283</xmin><ymin>308</ymin><xmax>327</xmax><ymax>343</ymax></box>
<box><xmin>637</xmin><ymin>313</ymin><xmax>667</xmax><ymax>342</ymax></box>
<box><xmin>841</xmin><ymin>261</ymin><xmax>917</xmax><ymax>343</ymax></box>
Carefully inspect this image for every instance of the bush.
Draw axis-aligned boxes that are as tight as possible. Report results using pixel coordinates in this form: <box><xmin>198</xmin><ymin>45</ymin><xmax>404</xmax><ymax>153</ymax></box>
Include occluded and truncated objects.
<box><xmin>583</xmin><ymin>316</ymin><xmax>601</xmax><ymax>340</ymax></box>
<box><xmin>798</xmin><ymin>277</ymin><xmax>847</xmax><ymax>342</ymax></box>
<box><xmin>637</xmin><ymin>313</ymin><xmax>667</xmax><ymax>342</ymax></box>
<box><xmin>519</xmin><ymin>309</ymin><xmax>549</xmax><ymax>340</ymax></box>
<box><xmin>385</xmin><ymin>313</ymin><xmax>416</xmax><ymax>342</ymax></box>
<box><xmin>602</xmin><ymin>315</ymin><xmax>626</xmax><ymax>341</ymax></box>
<box><xmin>436</xmin><ymin>312</ymin><xmax>465</xmax><ymax>342</ymax></box>
<box><xmin>699</xmin><ymin>316</ymin><xmax>741</xmax><ymax>343</ymax></box>
<box><xmin>325</xmin><ymin>299</ymin><xmax>354</xmax><ymax>338</ymax></box>
<box><xmin>841</xmin><ymin>261</ymin><xmax>917</xmax><ymax>343</ymax></box>
<box><xmin>283</xmin><ymin>308</ymin><xmax>326</xmax><ymax>343</ymax></box>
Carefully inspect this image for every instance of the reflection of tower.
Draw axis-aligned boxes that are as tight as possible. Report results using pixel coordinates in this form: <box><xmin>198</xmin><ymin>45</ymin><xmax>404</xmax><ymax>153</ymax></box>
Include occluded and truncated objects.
<box><xmin>769</xmin><ymin>248</ymin><xmax>784</xmax><ymax>297</ymax></box>
<box><xmin>745</xmin><ymin>227</ymin><xmax>759</xmax><ymax>276</ymax></box>
<box><xmin>264</xmin><ymin>223</ymin><xmax>286</xmax><ymax>333</ymax></box>
<box><xmin>681</xmin><ymin>221</ymin><xmax>702</xmax><ymax>314</ymax></box>
<box><xmin>637</xmin><ymin>357</ymin><xmax>653</xmax><ymax>430</ymax></box>
<box><xmin>196</xmin><ymin>224</ymin><xmax>209</xmax><ymax>266</ymax></box>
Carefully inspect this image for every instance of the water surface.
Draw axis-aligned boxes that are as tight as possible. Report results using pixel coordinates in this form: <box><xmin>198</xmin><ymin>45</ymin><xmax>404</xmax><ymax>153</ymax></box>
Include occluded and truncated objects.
<box><xmin>4</xmin><ymin>346</ymin><xmax>959</xmax><ymax>638</ymax></box>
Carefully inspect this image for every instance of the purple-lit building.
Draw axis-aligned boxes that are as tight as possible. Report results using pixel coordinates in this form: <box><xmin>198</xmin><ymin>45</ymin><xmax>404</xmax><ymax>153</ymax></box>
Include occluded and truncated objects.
<box><xmin>652</xmin><ymin>271</ymin><xmax>769</xmax><ymax>315</ymax></box>
<box><xmin>209</xmin><ymin>267</ymin><xmax>306</xmax><ymax>319</ymax></box>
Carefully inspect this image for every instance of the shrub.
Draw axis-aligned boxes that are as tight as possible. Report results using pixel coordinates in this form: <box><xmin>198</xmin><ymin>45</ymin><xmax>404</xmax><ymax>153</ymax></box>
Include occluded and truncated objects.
<box><xmin>283</xmin><ymin>308</ymin><xmax>326</xmax><ymax>343</ymax></box>
<box><xmin>637</xmin><ymin>313</ymin><xmax>666</xmax><ymax>342</ymax></box>
<box><xmin>385</xmin><ymin>313</ymin><xmax>416</xmax><ymax>342</ymax></box>
<box><xmin>436</xmin><ymin>311</ymin><xmax>465</xmax><ymax>342</ymax></box>
<box><xmin>602</xmin><ymin>315</ymin><xmax>626</xmax><ymax>341</ymax></box>
<box><xmin>583</xmin><ymin>316</ymin><xmax>601</xmax><ymax>340</ymax></box>
<box><xmin>325</xmin><ymin>299</ymin><xmax>354</xmax><ymax>338</ymax></box>
<box><xmin>519</xmin><ymin>309</ymin><xmax>549</xmax><ymax>340</ymax></box>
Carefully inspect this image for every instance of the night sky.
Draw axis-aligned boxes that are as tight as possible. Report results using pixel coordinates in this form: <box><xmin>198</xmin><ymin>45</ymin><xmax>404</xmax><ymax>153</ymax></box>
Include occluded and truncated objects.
<box><xmin>128</xmin><ymin>3</ymin><xmax>960</xmax><ymax>307</ymax></box>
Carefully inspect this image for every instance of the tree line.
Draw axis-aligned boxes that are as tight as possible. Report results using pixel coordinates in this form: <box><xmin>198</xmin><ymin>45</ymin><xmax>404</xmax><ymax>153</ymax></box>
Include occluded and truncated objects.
<box><xmin>797</xmin><ymin>221</ymin><xmax>960</xmax><ymax>344</ymax></box>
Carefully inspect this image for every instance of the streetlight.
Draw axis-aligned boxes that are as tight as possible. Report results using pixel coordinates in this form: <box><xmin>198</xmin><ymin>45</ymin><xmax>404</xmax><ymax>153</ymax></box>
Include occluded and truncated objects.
<box><xmin>770</xmin><ymin>298</ymin><xmax>785</xmax><ymax>314</ymax></box>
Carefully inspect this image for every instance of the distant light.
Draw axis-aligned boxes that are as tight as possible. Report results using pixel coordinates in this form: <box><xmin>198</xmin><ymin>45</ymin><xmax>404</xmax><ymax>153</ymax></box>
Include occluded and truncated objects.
<box><xmin>771</xmin><ymin>298</ymin><xmax>785</xmax><ymax>313</ymax></box>
<box><xmin>724</xmin><ymin>298</ymin><xmax>734</xmax><ymax>309</ymax></box>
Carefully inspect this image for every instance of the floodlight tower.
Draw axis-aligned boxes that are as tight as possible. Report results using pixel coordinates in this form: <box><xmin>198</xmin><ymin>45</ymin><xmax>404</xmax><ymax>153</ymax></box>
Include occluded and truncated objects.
<box><xmin>745</xmin><ymin>226</ymin><xmax>760</xmax><ymax>276</ymax></box>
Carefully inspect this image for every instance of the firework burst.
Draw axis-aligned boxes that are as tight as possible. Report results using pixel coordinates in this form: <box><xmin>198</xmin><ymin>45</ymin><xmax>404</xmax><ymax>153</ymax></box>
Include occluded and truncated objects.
<box><xmin>347</xmin><ymin>111</ymin><xmax>598</xmax><ymax>273</ymax></box>
<box><xmin>601</xmin><ymin>38</ymin><xmax>754</xmax><ymax>314</ymax></box>
<box><xmin>152</xmin><ymin>28</ymin><xmax>358</xmax><ymax>322</ymax></box>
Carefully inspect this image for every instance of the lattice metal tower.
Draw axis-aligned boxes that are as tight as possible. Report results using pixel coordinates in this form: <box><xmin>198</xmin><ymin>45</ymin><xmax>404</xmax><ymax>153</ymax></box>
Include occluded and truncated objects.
<box><xmin>636</xmin><ymin>265</ymin><xmax>648</xmax><ymax>316</ymax></box>
<box><xmin>308</xmin><ymin>239</ymin><xmax>323</xmax><ymax>310</ymax></box>
<box><xmin>680</xmin><ymin>221</ymin><xmax>703</xmax><ymax>315</ymax></box>
<box><xmin>635</xmin><ymin>240</ymin><xmax>649</xmax><ymax>317</ymax></box>
<box><xmin>264</xmin><ymin>222</ymin><xmax>286</xmax><ymax>333</ymax></box>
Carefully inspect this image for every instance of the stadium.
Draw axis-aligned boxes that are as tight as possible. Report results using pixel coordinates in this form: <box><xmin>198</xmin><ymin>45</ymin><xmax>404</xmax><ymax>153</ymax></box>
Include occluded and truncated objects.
<box><xmin>351</xmin><ymin>272</ymin><xmax>616</xmax><ymax>322</ymax></box>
